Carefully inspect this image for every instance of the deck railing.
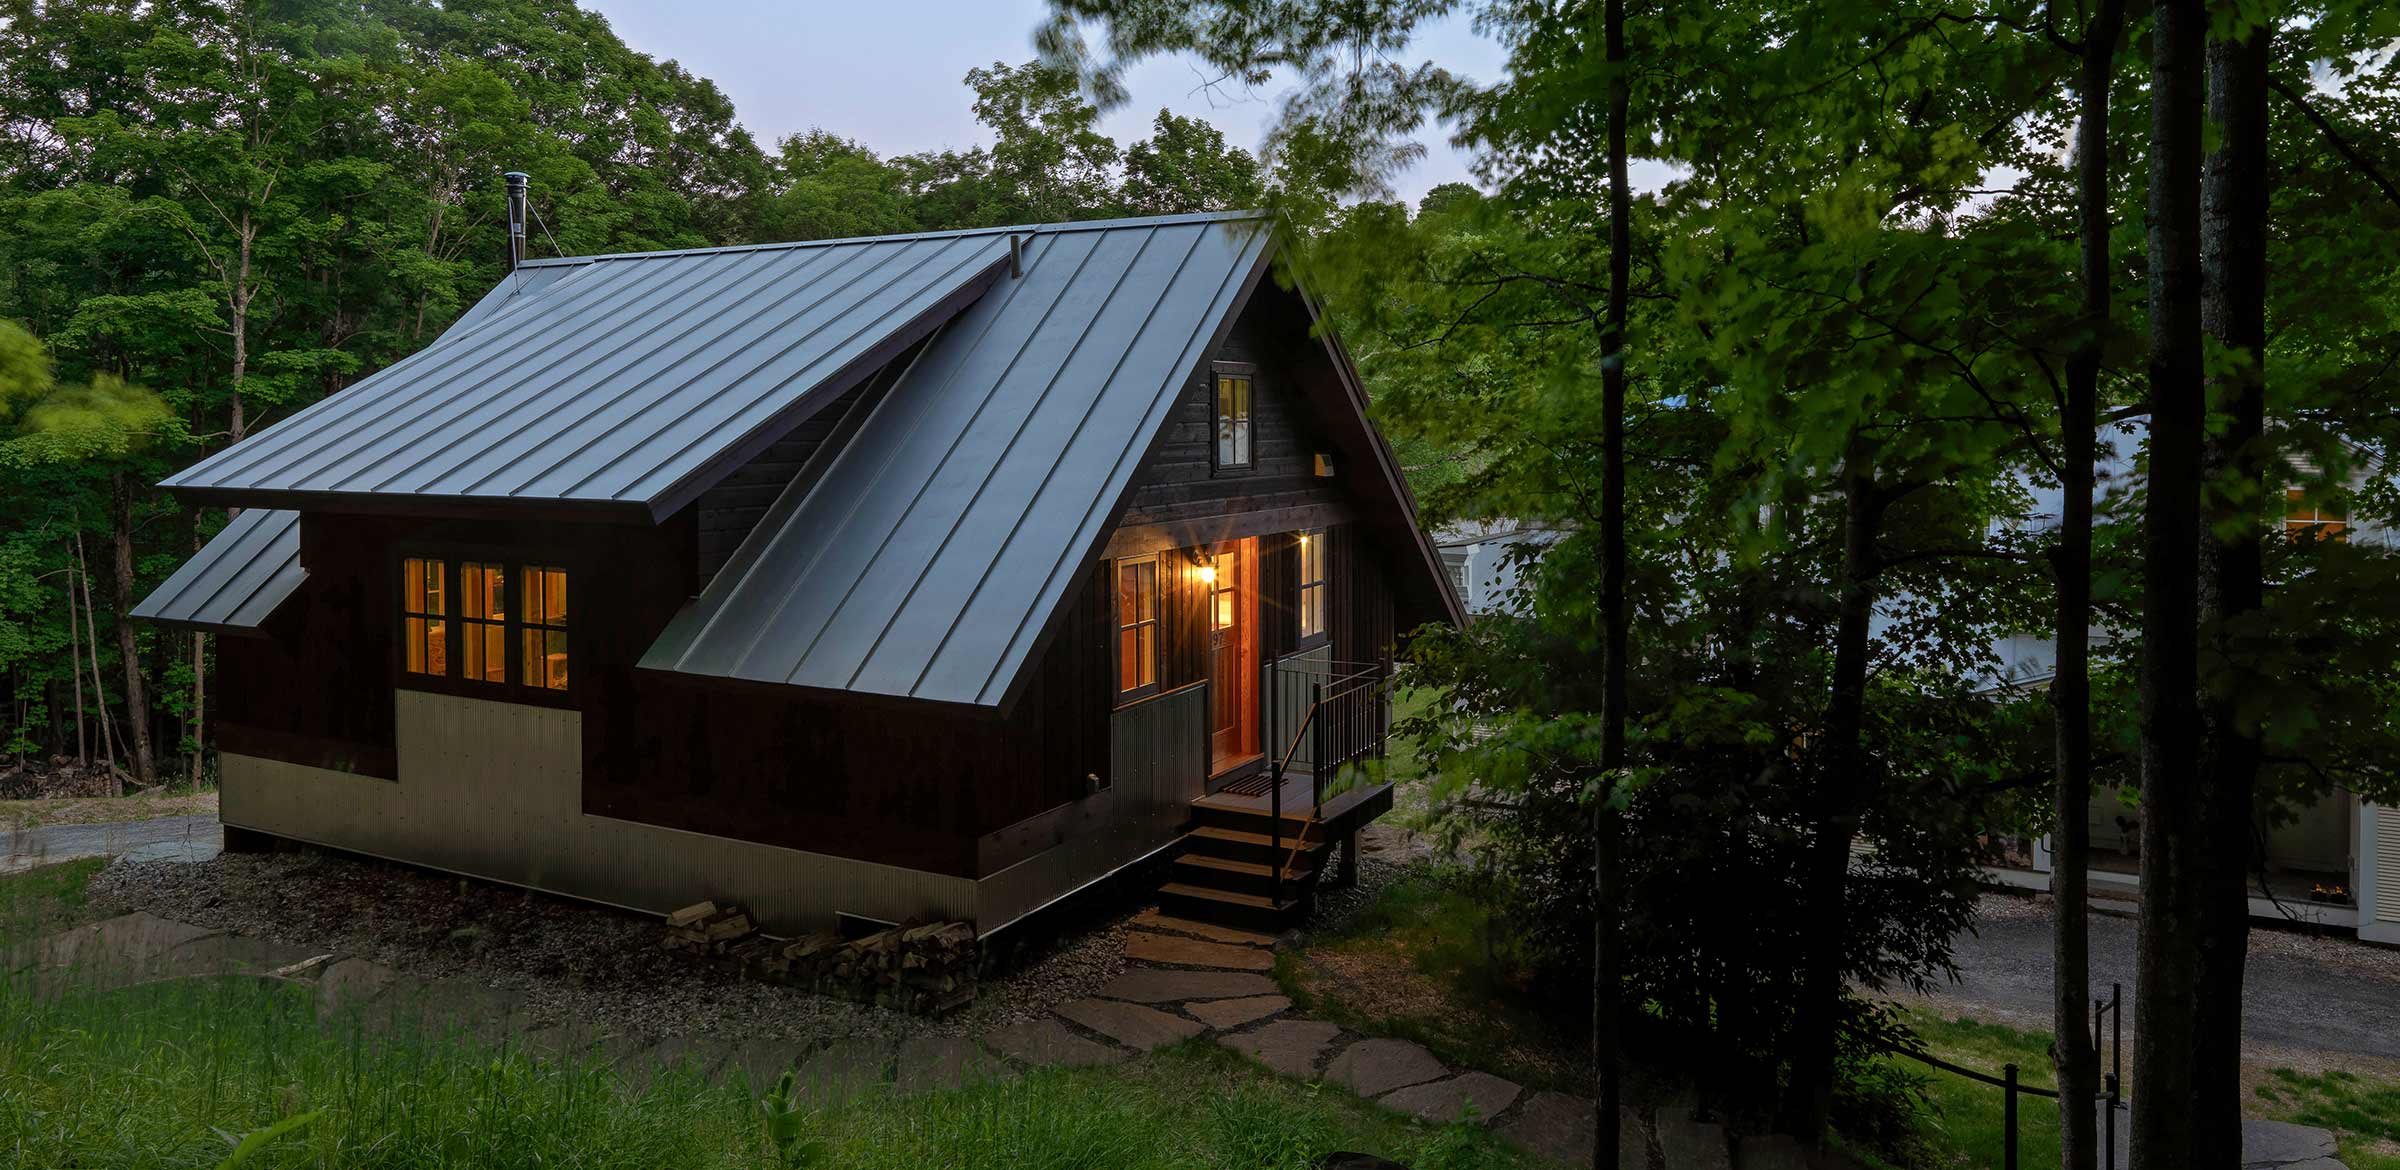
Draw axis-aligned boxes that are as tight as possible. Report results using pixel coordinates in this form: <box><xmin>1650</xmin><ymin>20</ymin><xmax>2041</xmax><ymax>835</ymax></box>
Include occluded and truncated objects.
<box><xmin>1262</xmin><ymin>659</ymin><xmax>1389</xmax><ymax>906</ymax></box>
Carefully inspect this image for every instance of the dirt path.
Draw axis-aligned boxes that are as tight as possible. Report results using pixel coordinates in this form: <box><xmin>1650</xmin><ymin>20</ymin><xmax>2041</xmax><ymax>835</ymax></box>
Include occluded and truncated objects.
<box><xmin>1</xmin><ymin>790</ymin><xmax>218</xmax><ymax>832</ymax></box>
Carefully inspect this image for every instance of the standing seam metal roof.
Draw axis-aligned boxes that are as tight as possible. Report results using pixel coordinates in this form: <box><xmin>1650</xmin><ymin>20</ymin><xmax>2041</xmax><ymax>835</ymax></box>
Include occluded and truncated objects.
<box><xmin>160</xmin><ymin>230</ymin><xmax>1015</xmax><ymax>517</ymax></box>
<box><xmin>128</xmin><ymin>508</ymin><xmax>305</xmax><ymax>635</ymax></box>
<box><xmin>640</xmin><ymin>213</ymin><xmax>1275</xmax><ymax>707</ymax></box>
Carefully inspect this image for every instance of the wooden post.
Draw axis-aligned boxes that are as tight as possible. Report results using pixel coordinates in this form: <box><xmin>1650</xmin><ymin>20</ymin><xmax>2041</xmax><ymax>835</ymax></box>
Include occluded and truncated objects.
<box><xmin>1338</xmin><ymin>829</ymin><xmax>1358</xmax><ymax>888</ymax></box>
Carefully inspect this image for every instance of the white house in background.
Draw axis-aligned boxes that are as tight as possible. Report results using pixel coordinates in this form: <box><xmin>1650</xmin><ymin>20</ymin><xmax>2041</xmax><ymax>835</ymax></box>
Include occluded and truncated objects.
<box><xmin>1988</xmin><ymin>429</ymin><xmax>2398</xmax><ymax>941</ymax></box>
<box><xmin>1432</xmin><ymin>520</ymin><xmax>1563</xmax><ymax>618</ymax></box>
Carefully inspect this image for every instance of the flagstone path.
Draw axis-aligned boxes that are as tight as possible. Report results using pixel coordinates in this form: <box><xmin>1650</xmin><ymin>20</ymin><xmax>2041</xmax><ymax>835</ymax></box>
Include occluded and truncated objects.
<box><xmin>10</xmin><ymin>907</ymin><xmax>2349</xmax><ymax>1169</ymax></box>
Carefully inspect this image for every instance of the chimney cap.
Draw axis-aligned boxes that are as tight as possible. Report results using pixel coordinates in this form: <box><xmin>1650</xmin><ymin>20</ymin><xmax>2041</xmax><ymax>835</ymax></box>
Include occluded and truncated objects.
<box><xmin>503</xmin><ymin>170</ymin><xmax>530</xmax><ymax>182</ymax></box>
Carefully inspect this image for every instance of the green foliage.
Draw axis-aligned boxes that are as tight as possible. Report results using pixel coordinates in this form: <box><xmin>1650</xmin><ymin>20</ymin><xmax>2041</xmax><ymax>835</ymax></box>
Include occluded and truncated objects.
<box><xmin>0</xmin><ymin>856</ymin><xmax>108</xmax><ymax>944</ymax></box>
<box><xmin>0</xmin><ymin>974</ymin><xmax>1542</xmax><ymax>1170</ymax></box>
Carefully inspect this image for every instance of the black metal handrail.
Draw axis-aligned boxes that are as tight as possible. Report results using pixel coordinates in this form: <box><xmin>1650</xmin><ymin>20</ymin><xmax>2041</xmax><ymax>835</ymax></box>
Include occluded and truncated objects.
<box><xmin>1264</xmin><ymin>664</ymin><xmax>1388</xmax><ymax>905</ymax></box>
<box><xmin>1883</xmin><ymin>981</ymin><xmax>2124</xmax><ymax>1170</ymax></box>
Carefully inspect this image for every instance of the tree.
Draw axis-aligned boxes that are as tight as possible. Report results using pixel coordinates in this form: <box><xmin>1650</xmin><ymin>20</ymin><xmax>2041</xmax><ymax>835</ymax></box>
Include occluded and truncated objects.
<box><xmin>1121</xmin><ymin>110</ymin><xmax>1263</xmax><ymax>213</ymax></box>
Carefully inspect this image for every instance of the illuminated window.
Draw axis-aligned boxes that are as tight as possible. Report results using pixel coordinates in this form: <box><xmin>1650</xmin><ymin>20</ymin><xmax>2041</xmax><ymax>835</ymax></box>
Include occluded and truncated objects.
<box><xmin>1297</xmin><ymin>531</ymin><xmax>1327</xmax><ymax>641</ymax></box>
<box><xmin>402</xmin><ymin>557</ymin><xmax>448</xmax><ymax>677</ymax></box>
<box><xmin>1214</xmin><ymin>370</ymin><xmax>1253</xmax><ymax>470</ymax></box>
<box><xmin>459</xmin><ymin>562</ymin><xmax>508</xmax><ymax>684</ymax></box>
<box><xmin>521</xmin><ymin>565</ymin><xmax>569</xmax><ymax>691</ymax></box>
<box><xmin>2285</xmin><ymin>489</ymin><xmax>2348</xmax><ymax>541</ymax></box>
<box><xmin>1117</xmin><ymin>558</ymin><xmax>1159</xmax><ymax>696</ymax></box>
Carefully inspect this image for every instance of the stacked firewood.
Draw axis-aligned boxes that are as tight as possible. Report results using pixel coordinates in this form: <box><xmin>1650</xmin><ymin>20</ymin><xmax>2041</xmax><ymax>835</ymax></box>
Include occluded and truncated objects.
<box><xmin>661</xmin><ymin>900</ymin><xmax>758</xmax><ymax>956</ymax></box>
<box><xmin>660</xmin><ymin>903</ymin><xmax>978</xmax><ymax>1016</ymax></box>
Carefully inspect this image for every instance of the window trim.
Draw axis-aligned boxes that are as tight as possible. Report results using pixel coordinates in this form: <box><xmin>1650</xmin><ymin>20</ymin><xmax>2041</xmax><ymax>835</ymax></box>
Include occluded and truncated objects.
<box><xmin>1210</xmin><ymin>362</ymin><xmax>1257</xmax><ymax>475</ymax></box>
<box><xmin>1114</xmin><ymin>554</ymin><xmax>1164</xmax><ymax>702</ymax></box>
<box><xmin>392</xmin><ymin>543</ymin><xmax>576</xmax><ymax>709</ymax></box>
<box><xmin>1294</xmin><ymin>529</ymin><xmax>1329</xmax><ymax>647</ymax></box>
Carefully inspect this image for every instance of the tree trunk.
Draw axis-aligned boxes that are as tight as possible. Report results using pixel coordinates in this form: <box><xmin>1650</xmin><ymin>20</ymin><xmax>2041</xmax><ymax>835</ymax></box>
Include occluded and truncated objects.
<box><xmin>1591</xmin><ymin>0</ymin><xmax>1631</xmax><ymax>1165</ymax></box>
<box><xmin>109</xmin><ymin>472</ymin><xmax>156</xmax><ymax>788</ymax></box>
<box><xmin>230</xmin><ymin>218</ymin><xmax>253</xmax><ymax>443</ymax></box>
<box><xmin>2131</xmin><ymin>3</ymin><xmax>2209</xmax><ymax>1167</ymax></box>
<box><xmin>67</xmin><ymin>563</ymin><xmax>87</xmax><ymax>767</ymax></box>
<box><xmin>73</xmin><ymin>534</ymin><xmax>118</xmax><ymax>782</ymax></box>
<box><xmin>2052</xmin><ymin>5</ymin><xmax>2126</xmax><ymax>1167</ymax></box>
<box><xmin>1788</xmin><ymin>439</ymin><xmax>1881</xmax><ymax>1143</ymax></box>
<box><xmin>2193</xmin><ymin>18</ymin><xmax>2270</xmax><ymax>1166</ymax></box>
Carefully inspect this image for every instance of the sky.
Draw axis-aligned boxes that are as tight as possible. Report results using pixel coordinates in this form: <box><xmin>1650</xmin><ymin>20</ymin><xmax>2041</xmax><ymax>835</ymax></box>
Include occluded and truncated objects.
<box><xmin>579</xmin><ymin>0</ymin><xmax>1512</xmax><ymax>205</ymax></box>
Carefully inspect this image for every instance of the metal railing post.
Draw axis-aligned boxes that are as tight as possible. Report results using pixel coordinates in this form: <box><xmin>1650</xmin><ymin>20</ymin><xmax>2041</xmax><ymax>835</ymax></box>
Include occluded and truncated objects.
<box><xmin>1310</xmin><ymin>682</ymin><xmax>1324</xmax><ymax>818</ymax></box>
<box><xmin>1268</xmin><ymin>760</ymin><xmax>1283</xmax><ymax>906</ymax></box>
<box><xmin>2003</xmin><ymin>1062</ymin><xmax>2019</xmax><ymax>1170</ymax></box>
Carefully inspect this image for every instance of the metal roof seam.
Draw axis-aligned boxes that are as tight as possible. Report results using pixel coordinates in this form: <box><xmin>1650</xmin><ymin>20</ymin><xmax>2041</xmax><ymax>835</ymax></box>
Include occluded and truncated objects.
<box><xmin>653</xmin><ymin>325</ymin><xmax>944</xmax><ymax>672</ymax></box>
<box><xmin>167</xmin><ymin>254</ymin><xmax>666</xmax><ymax>490</ymax></box>
<box><xmin>175</xmin><ymin>261</ymin><xmax>675</xmax><ymax>494</ymax></box>
<box><xmin>344</xmin><ymin>247</ymin><xmax>810</xmax><ymax>497</ymax></box>
<box><xmin>967</xmin><ymin>226</ymin><xmax>1269</xmax><ymax>704</ymax></box>
<box><xmin>421</xmin><ymin>240</ymin><xmax>902</xmax><ymax>499</ymax></box>
<box><xmin>894</xmin><ymin>225</ymin><xmax>1210</xmax><ymax>698</ymax></box>
<box><xmin>510</xmin><ymin>210</ymin><xmax>1264</xmax><ymax>268</ymax></box>
<box><xmin>553</xmin><ymin>234</ymin><xmax>1005</xmax><ymax>502</ymax></box>
<box><xmin>177</xmin><ymin>511</ymin><xmax>287</xmax><ymax>620</ymax></box>
<box><xmin>737</xmin><ymin>231</ymin><xmax>1108</xmax><ymax>684</ymax></box>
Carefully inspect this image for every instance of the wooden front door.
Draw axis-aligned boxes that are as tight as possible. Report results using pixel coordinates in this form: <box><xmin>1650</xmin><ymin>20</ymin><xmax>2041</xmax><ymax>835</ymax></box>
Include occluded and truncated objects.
<box><xmin>1209</xmin><ymin>536</ymin><xmax>1260</xmax><ymax>775</ymax></box>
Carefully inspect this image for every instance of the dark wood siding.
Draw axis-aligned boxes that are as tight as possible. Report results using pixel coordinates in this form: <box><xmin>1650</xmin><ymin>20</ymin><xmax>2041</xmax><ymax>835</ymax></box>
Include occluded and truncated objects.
<box><xmin>693</xmin><ymin>380</ymin><xmax>871</xmax><ymax>583</ymax></box>
<box><xmin>1329</xmin><ymin>524</ymin><xmax>1398</xmax><ymax>673</ymax></box>
<box><xmin>1120</xmin><ymin>304</ymin><xmax>1348</xmax><ymax>533</ymax></box>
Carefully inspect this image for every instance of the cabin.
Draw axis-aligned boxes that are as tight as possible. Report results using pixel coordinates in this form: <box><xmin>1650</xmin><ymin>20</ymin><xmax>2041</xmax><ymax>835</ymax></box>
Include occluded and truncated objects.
<box><xmin>133</xmin><ymin>211</ymin><xmax>1462</xmax><ymax>938</ymax></box>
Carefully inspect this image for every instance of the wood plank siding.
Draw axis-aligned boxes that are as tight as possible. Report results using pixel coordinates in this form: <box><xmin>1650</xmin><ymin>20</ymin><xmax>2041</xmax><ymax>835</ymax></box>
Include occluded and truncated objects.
<box><xmin>693</xmin><ymin>379</ymin><xmax>873</xmax><ymax>584</ymax></box>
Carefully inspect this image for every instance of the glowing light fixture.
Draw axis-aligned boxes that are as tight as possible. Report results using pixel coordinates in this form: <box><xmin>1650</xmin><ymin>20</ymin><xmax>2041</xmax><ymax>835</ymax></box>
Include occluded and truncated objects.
<box><xmin>1197</xmin><ymin>563</ymin><xmax>1218</xmax><ymax>585</ymax></box>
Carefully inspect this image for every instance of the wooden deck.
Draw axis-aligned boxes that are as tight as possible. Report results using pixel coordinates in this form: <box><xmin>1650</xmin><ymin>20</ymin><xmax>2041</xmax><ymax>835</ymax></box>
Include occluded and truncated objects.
<box><xmin>1193</xmin><ymin>775</ymin><xmax>1394</xmax><ymax>836</ymax></box>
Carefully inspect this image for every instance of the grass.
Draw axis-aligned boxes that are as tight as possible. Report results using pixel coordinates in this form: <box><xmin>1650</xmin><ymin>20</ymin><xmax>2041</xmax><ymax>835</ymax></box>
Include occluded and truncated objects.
<box><xmin>1881</xmin><ymin>1013</ymin><xmax>2068</xmax><ymax>1170</ymax></box>
<box><xmin>0</xmin><ymin>855</ymin><xmax>109</xmax><ymax>944</ymax></box>
<box><xmin>2255</xmin><ymin>1069</ymin><xmax>2400</xmax><ymax>1170</ymax></box>
<box><xmin>0</xmin><ymin>973</ymin><xmax>1545</xmax><ymax>1170</ymax></box>
<box><xmin>1279</xmin><ymin>866</ymin><xmax>1584</xmax><ymax>1092</ymax></box>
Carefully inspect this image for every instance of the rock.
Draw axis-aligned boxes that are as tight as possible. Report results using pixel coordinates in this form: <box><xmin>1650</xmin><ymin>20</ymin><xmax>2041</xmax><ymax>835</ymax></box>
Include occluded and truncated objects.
<box><xmin>1380</xmin><ymin>1072</ymin><xmax>1522</xmax><ymax>1126</ymax></box>
<box><xmin>2241</xmin><ymin>1119</ymin><xmax>2341</xmax><ymax>1169</ymax></box>
<box><xmin>895</xmin><ymin>1035</ymin><xmax>1009</xmax><ymax>1093</ymax></box>
<box><xmin>114</xmin><ymin>839</ymin><xmax>221</xmax><ymax>867</ymax></box>
<box><xmin>1219</xmin><ymin>1019</ymin><xmax>1345</xmax><ymax>1079</ymax></box>
<box><xmin>1652</xmin><ymin>1100</ymin><xmax>1732</xmax><ymax>1170</ymax></box>
<box><xmin>315</xmin><ymin>956</ymin><xmax>408</xmax><ymax>1021</ymax></box>
<box><xmin>1055</xmin><ymin>998</ymin><xmax>1206</xmax><ymax>1051</ymax></box>
<box><xmin>795</xmin><ymin>1038</ymin><xmax>894</xmax><ymax>1105</ymax></box>
<box><xmin>984</xmin><ymin>1018</ymin><xmax>1129</xmax><ymax>1069</ymax></box>
<box><xmin>1123</xmin><ymin>932</ymin><xmax>1275</xmax><ymax>970</ymax></box>
<box><xmin>1096</xmin><ymin>968</ymin><xmax>1279</xmax><ymax>1003</ymax></box>
<box><xmin>1497</xmin><ymin>1091</ymin><xmax>1598</xmax><ymax>1165</ymax></box>
<box><xmin>1187</xmin><ymin>994</ymin><xmax>1290</xmax><ymax>1030</ymax></box>
<box><xmin>1325</xmin><ymin>1037</ymin><xmax>1447</xmax><ymax>1097</ymax></box>
<box><xmin>1132</xmin><ymin>909</ymin><xmax>1277</xmax><ymax>947</ymax></box>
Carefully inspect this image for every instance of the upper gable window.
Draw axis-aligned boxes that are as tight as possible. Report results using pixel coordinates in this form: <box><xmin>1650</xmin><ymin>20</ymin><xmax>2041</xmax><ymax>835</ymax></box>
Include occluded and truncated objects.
<box><xmin>1214</xmin><ymin>367</ymin><xmax>1254</xmax><ymax>471</ymax></box>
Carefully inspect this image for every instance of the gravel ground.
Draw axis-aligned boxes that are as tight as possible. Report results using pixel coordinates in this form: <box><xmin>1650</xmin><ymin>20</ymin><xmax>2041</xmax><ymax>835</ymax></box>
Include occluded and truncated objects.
<box><xmin>86</xmin><ymin>846</ymin><xmax>1135</xmax><ymax>1046</ymax></box>
<box><xmin>1907</xmin><ymin>891</ymin><xmax>2400</xmax><ymax>1074</ymax></box>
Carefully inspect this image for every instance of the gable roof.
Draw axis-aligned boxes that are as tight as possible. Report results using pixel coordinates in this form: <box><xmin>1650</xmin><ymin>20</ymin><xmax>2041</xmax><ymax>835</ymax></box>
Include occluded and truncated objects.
<box><xmin>640</xmin><ymin>214</ymin><xmax>1276</xmax><ymax>708</ymax></box>
<box><xmin>129</xmin><ymin>508</ymin><xmax>304</xmax><ymax>636</ymax></box>
<box><xmin>160</xmin><ymin>228</ymin><xmax>1017</xmax><ymax>520</ymax></box>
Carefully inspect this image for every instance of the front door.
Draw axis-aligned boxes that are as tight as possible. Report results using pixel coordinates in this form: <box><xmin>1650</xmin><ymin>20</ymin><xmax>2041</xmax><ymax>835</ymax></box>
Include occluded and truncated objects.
<box><xmin>1209</xmin><ymin>537</ymin><xmax>1261</xmax><ymax>776</ymax></box>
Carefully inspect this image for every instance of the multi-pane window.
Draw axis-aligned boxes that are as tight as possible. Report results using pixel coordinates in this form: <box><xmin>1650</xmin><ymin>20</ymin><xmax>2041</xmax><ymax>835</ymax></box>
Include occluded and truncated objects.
<box><xmin>399</xmin><ymin>557</ymin><xmax>570</xmax><ymax>699</ymax></box>
<box><xmin>460</xmin><ymin>562</ymin><xmax>508</xmax><ymax>684</ymax></box>
<box><xmin>1297</xmin><ymin>530</ymin><xmax>1327</xmax><ymax>641</ymax></box>
<box><xmin>2285</xmin><ymin>489</ymin><xmax>2349</xmax><ymax>541</ymax></box>
<box><xmin>402</xmin><ymin>557</ymin><xmax>448</xmax><ymax>677</ymax></box>
<box><xmin>1117</xmin><ymin>558</ymin><xmax>1160</xmax><ymax>696</ymax></box>
<box><xmin>522</xmin><ymin>565</ymin><xmax>570</xmax><ymax>691</ymax></box>
<box><xmin>1214</xmin><ymin>371</ymin><xmax>1253</xmax><ymax>470</ymax></box>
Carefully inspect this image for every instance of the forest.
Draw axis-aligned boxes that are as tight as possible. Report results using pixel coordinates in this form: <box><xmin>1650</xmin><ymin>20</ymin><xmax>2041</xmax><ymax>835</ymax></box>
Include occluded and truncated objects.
<box><xmin>3</xmin><ymin>0</ymin><xmax>2399</xmax><ymax>1167</ymax></box>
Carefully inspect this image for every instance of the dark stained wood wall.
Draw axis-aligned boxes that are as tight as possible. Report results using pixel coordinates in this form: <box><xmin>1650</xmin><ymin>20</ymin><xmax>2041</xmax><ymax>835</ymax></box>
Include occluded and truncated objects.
<box><xmin>1119</xmin><ymin>304</ymin><xmax>1348</xmax><ymax>534</ymax></box>
<box><xmin>694</xmin><ymin>380</ymin><xmax>870</xmax><ymax>583</ymax></box>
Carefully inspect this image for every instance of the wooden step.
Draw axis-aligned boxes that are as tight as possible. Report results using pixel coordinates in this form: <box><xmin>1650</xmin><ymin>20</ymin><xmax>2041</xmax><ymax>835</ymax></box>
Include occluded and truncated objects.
<box><xmin>1174</xmin><ymin>853</ymin><xmax>1314</xmax><ymax>886</ymax></box>
<box><xmin>1156</xmin><ymin>882</ymin><xmax>1305</xmax><ymax>934</ymax></box>
<box><xmin>1184</xmin><ymin>825</ymin><xmax>1328</xmax><ymax>866</ymax></box>
<box><xmin>1189</xmin><ymin>800</ymin><xmax>1323</xmax><ymax>838</ymax></box>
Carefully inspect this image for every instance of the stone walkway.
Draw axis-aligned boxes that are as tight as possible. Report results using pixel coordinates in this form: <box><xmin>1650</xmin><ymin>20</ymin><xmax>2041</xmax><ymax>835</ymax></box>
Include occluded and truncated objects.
<box><xmin>8</xmin><ymin>907</ymin><xmax>2349</xmax><ymax>1170</ymax></box>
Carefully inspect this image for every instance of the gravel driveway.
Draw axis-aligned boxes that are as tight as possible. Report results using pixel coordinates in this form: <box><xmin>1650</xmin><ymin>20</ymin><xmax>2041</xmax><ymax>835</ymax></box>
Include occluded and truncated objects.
<box><xmin>1907</xmin><ymin>894</ymin><xmax>2400</xmax><ymax>1068</ymax></box>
